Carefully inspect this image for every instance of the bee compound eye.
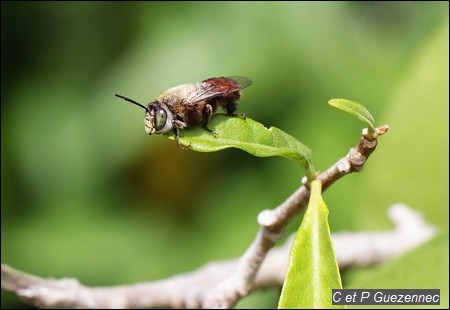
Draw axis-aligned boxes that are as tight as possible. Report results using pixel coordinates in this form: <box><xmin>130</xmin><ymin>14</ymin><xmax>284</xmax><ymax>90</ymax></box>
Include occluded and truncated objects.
<box><xmin>155</xmin><ymin>108</ymin><xmax>168</xmax><ymax>131</ymax></box>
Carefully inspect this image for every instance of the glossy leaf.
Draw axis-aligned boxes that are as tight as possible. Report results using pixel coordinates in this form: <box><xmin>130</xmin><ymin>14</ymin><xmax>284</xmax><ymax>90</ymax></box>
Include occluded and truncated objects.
<box><xmin>278</xmin><ymin>179</ymin><xmax>344</xmax><ymax>309</ymax></box>
<box><xmin>165</xmin><ymin>114</ymin><xmax>314</xmax><ymax>174</ymax></box>
<box><xmin>328</xmin><ymin>99</ymin><xmax>375</xmax><ymax>131</ymax></box>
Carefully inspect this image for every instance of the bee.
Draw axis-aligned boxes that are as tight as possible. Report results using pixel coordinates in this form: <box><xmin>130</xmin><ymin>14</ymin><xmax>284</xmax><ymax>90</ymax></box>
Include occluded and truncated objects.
<box><xmin>116</xmin><ymin>76</ymin><xmax>252</xmax><ymax>149</ymax></box>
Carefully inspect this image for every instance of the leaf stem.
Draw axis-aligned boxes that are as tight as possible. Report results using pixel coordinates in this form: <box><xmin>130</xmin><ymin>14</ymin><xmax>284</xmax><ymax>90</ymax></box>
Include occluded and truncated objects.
<box><xmin>305</xmin><ymin>164</ymin><xmax>317</xmax><ymax>182</ymax></box>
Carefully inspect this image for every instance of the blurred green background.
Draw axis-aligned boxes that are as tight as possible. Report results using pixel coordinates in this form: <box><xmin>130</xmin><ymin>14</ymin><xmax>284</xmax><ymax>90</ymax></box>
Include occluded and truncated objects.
<box><xmin>1</xmin><ymin>2</ymin><xmax>448</xmax><ymax>308</ymax></box>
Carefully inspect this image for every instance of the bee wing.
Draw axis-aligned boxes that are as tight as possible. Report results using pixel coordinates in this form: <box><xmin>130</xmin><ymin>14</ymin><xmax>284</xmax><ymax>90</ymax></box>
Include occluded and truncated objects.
<box><xmin>187</xmin><ymin>76</ymin><xmax>252</xmax><ymax>103</ymax></box>
<box><xmin>225</xmin><ymin>76</ymin><xmax>253</xmax><ymax>89</ymax></box>
<box><xmin>186</xmin><ymin>83</ymin><xmax>219</xmax><ymax>103</ymax></box>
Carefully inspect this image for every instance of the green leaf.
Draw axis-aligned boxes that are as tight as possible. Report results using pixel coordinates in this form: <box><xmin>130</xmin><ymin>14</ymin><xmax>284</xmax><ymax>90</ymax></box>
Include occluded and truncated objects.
<box><xmin>328</xmin><ymin>99</ymin><xmax>375</xmax><ymax>131</ymax></box>
<box><xmin>165</xmin><ymin>114</ymin><xmax>314</xmax><ymax>175</ymax></box>
<box><xmin>278</xmin><ymin>179</ymin><xmax>344</xmax><ymax>309</ymax></box>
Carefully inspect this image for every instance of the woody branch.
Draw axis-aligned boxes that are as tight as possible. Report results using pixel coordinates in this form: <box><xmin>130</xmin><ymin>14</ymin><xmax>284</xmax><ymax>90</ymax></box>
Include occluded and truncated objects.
<box><xmin>1</xmin><ymin>204</ymin><xmax>435</xmax><ymax>308</ymax></box>
<box><xmin>3</xmin><ymin>125</ymin><xmax>431</xmax><ymax>310</ymax></box>
<box><xmin>201</xmin><ymin>125</ymin><xmax>390</xmax><ymax>308</ymax></box>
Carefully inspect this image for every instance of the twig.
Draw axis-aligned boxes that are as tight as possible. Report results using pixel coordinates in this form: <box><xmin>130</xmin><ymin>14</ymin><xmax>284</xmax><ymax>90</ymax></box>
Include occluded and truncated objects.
<box><xmin>201</xmin><ymin>125</ymin><xmax>390</xmax><ymax>307</ymax></box>
<box><xmin>2</xmin><ymin>125</ymin><xmax>397</xmax><ymax>309</ymax></box>
<box><xmin>1</xmin><ymin>204</ymin><xmax>436</xmax><ymax>308</ymax></box>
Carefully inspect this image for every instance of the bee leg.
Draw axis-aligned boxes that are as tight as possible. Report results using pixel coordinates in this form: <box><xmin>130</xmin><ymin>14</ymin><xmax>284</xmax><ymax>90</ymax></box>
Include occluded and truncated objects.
<box><xmin>235</xmin><ymin>112</ymin><xmax>247</xmax><ymax>120</ymax></box>
<box><xmin>225</xmin><ymin>100</ymin><xmax>246</xmax><ymax>120</ymax></box>
<box><xmin>224</xmin><ymin>99</ymin><xmax>237</xmax><ymax>115</ymax></box>
<box><xmin>202</xmin><ymin>104</ymin><xmax>218</xmax><ymax>137</ymax></box>
<box><xmin>173</xmin><ymin>126</ymin><xmax>190</xmax><ymax>150</ymax></box>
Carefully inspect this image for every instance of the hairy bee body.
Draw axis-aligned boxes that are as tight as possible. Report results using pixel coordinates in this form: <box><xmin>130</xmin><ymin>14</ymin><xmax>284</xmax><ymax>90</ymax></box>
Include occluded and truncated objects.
<box><xmin>116</xmin><ymin>76</ymin><xmax>252</xmax><ymax>148</ymax></box>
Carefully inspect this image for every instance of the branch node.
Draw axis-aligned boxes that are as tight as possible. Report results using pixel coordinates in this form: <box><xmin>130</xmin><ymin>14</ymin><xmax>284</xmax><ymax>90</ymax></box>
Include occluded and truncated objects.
<box><xmin>301</xmin><ymin>176</ymin><xmax>308</xmax><ymax>186</ymax></box>
<box><xmin>348</xmin><ymin>150</ymin><xmax>367</xmax><ymax>169</ymax></box>
<box><xmin>375</xmin><ymin>124</ymin><xmax>389</xmax><ymax>137</ymax></box>
<box><xmin>363</xmin><ymin>125</ymin><xmax>389</xmax><ymax>140</ymax></box>
<box><xmin>257</xmin><ymin>209</ymin><xmax>277</xmax><ymax>227</ymax></box>
<box><xmin>337</xmin><ymin>158</ymin><xmax>352</xmax><ymax>173</ymax></box>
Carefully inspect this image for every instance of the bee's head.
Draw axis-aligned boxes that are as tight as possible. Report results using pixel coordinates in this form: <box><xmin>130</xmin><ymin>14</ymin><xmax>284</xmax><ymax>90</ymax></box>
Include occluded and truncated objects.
<box><xmin>145</xmin><ymin>102</ymin><xmax>173</xmax><ymax>135</ymax></box>
<box><xmin>115</xmin><ymin>94</ymin><xmax>173</xmax><ymax>135</ymax></box>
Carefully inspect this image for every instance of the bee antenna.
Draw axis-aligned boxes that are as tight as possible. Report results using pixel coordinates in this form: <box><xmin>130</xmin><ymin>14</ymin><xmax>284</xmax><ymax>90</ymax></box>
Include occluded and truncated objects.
<box><xmin>115</xmin><ymin>94</ymin><xmax>150</xmax><ymax>113</ymax></box>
